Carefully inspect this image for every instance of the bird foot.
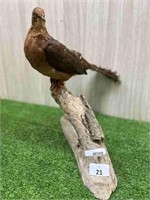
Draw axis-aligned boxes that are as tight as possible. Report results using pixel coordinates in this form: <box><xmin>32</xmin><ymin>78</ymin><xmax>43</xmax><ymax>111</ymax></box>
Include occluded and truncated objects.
<box><xmin>50</xmin><ymin>78</ymin><xmax>65</xmax><ymax>94</ymax></box>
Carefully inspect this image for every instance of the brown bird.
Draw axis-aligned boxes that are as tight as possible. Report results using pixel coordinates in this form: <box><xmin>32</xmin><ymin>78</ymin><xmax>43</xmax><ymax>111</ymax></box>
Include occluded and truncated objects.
<box><xmin>24</xmin><ymin>7</ymin><xmax>120</xmax><ymax>90</ymax></box>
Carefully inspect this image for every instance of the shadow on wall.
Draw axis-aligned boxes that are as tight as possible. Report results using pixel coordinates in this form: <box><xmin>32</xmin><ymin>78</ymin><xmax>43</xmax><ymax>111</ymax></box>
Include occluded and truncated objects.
<box><xmin>87</xmin><ymin>73</ymin><xmax>121</xmax><ymax>113</ymax></box>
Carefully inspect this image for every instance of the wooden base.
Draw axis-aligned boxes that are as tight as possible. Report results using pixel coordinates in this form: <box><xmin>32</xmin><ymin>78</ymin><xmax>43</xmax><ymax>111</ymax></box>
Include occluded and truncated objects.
<box><xmin>51</xmin><ymin>86</ymin><xmax>117</xmax><ymax>200</ymax></box>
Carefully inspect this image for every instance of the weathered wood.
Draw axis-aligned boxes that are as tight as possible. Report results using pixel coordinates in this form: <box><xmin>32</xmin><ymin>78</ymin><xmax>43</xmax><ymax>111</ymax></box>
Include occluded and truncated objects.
<box><xmin>51</xmin><ymin>86</ymin><xmax>117</xmax><ymax>200</ymax></box>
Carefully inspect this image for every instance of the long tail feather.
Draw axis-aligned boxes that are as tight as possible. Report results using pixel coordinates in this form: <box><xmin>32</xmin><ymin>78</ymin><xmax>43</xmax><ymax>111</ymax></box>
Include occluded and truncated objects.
<box><xmin>89</xmin><ymin>64</ymin><xmax>120</xmax><ymax>82</ymax></box>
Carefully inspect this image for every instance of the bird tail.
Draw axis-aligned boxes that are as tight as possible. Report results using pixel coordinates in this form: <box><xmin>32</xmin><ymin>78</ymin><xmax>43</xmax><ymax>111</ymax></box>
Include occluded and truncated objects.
<box><xmin>89</xmin><ymin>64</ymin><xmax>120</xmax><ymax>82</ymax></box>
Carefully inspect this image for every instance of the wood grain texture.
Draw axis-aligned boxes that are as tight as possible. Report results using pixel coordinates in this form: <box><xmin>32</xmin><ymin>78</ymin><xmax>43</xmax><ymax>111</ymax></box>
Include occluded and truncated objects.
<box><xmin>1</xmin><ymin>0</ymin><xmax>150</xmax><ymax>122</ymax></box>
<box><xmin>51</xmin><ymin>84</ymin><xmax>117</xmax><ymax>199</ymax></box>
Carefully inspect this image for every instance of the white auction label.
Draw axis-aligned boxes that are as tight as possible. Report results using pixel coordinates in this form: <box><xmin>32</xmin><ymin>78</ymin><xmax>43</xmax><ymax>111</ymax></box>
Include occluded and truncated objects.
<box><xmin>85</xmin><ymin>148</ymin><xmax>106</xmax><ymax>157</ymax></box>
<box><xmin>89</xmin><ymin>163</ymin><xmax>109</xmax><ymax>176</ymax></box>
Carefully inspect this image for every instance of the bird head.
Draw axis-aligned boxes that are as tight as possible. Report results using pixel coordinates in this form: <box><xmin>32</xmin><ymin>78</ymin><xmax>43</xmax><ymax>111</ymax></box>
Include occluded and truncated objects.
<box><xmin>32</xmin><ymin>7</ymin><xmax>46</xmax><ymax>25</ymax></box>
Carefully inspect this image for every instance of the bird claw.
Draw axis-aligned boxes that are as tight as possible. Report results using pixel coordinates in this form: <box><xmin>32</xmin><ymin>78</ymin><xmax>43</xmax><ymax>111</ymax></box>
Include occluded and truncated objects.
<box><xmin>50</xmin><ymin>78</ymin><xmax>65</xmax><ymax>94</ymax></box>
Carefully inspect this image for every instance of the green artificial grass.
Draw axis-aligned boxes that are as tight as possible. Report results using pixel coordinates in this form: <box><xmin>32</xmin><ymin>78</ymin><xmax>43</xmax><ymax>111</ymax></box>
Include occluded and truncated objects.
<box><xmin>1</xmin><ymin>99</ymin><xmax>150</xmax><ymax>200</ymax></box>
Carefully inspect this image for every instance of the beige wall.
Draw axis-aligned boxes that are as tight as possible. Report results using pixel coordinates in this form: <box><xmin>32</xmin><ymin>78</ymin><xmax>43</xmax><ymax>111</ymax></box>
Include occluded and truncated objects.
<box><xmin>1</xmin><ymin>0</ymin><xmax>150</xmax><ymax>122</ymax></box>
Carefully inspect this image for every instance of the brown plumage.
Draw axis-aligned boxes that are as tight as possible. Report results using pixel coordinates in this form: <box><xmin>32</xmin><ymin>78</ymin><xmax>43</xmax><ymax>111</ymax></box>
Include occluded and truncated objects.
<box><xmin>24</xmin><ymin>7</ymin><xmax>120</xmax><ymax>88</ymax></box>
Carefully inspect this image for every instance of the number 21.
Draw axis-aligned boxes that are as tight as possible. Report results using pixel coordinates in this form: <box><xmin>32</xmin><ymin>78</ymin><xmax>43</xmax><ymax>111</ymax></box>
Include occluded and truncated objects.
<box><xmin>96</xmin><ymin>169</ymin><xmax>103</xmax><ymax>175</ymax></box>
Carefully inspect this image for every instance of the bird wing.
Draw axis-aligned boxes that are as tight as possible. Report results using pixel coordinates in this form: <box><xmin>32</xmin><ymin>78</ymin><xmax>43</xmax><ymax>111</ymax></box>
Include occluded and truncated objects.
<box><xmin>44</xmin><ymin>36</ymin><xmax>87</xmax><ymax>75</ymax></box>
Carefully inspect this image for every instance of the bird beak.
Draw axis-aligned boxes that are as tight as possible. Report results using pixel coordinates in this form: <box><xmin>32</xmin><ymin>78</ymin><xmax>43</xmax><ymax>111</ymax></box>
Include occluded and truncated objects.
<box><xmin>40</xmin><ymin>15</ymin><xmax>46</xmax><ymax>21</ymax></box>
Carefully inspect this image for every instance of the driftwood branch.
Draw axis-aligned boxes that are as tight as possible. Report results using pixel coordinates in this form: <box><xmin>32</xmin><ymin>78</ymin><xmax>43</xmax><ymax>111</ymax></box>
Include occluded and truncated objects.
<box><xmin>51</xmin><ymin>85</ymin><xmax>117</xmax><ymax>200</ymax></box>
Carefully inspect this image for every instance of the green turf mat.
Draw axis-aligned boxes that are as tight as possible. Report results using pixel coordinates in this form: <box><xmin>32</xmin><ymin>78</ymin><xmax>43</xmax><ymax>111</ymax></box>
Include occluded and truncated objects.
<box><xmin>1</xmin><ymin>99</ymin><xmax>150</xmax><ymax>200</ymax></box>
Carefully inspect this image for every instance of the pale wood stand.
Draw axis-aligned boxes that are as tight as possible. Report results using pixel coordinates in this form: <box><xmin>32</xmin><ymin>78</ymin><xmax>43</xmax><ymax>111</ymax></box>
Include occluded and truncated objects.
<box><xmin>51</xmin><ymin>85</ymin><xmax>117</xmax><ymax>200</ymax></box>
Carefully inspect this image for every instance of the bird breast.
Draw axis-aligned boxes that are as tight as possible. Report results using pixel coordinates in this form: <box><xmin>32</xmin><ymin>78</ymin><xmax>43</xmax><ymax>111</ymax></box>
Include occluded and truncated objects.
<box><xmin>24</xmin><ymin>33</ymin><xmax>72</xmax><ymax>81</ymax></box>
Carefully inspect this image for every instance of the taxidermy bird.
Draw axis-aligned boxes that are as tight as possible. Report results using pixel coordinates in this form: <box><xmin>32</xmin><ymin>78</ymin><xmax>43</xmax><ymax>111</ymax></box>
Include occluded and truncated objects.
<box><xmin>24</xmin><ymin>7</ymin><xmax>120</xmax><ymax>90</ymax></box>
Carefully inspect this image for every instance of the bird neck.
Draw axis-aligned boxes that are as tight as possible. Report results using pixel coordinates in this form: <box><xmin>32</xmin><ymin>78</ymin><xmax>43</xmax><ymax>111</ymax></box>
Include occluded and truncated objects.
<box><xmin>31</xmin><ymin>21</ymin><xmax>47</xmax><ymax>33</ymax></box>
